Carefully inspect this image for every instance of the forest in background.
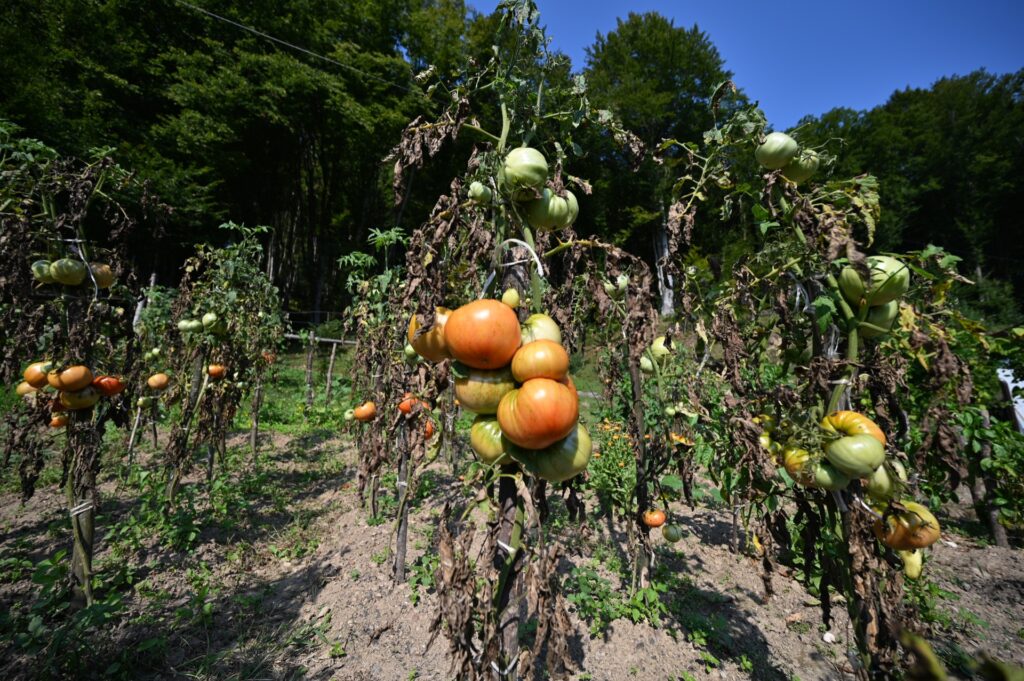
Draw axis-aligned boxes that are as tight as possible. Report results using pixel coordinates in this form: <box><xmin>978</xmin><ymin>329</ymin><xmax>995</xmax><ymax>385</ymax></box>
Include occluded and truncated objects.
<box><xmin>2</xmin><ymin>0</ymin><xmax>1022</xmax><ymax>326</ymax></box>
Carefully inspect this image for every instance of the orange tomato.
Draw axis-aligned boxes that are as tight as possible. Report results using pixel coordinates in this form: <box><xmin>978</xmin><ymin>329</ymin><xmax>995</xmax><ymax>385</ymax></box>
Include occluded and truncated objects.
<box><xmin>23</xmin><ymin>361</ymin><xmax>53</xmax><ymax>389</ymax></box>
<box><xmin>50</xmin><ymin>414</ymin><xmax>69</xmax><ymax>428</ymax></box>
<box><xmin>643</xmin><ymin>509</ymin><xmax>667</xmax><ymax>528</ymax></box>
<box><xmin>497</xmin><ymin>378</ymin><xmax>578</xmax><ymax>449</ymax></box>
<box><xmin>407</xmin><ymin>307</ymin><xmax>452</xmax><ymax>363</ymax></box>
<box><xmin>424</xmin><ymin>419</ymin><xmax>436</xmax><ymax>439</ymax></box>
<box><xmin>207</xmin><ymin>364</ymin><xmax>226</xmax><ymax>379</ymax></box>
<box><xmin>398</xmin><ymin>392</ymin><xmax>417</xmax><ymax>414</ymax></box>
<box><xmin>874</xmin><ymin>501</ymin><xmax>940</xmax><ymax>550</ymax></box>
<box><xmin>354</xmin><ymin>401</ymin><xmax>377</xmax><ymax>422</ymax></box>
<box><xmin>443</xmin><ymin>300</ymin><xmax>521</xmax><ymax>370</ymax></box>
<box><xmin>147</xmin><ymin>373</ymin><xmax>170</xmax><ymax>391</ymax></box>
<box><xmin>47</xmin><ymin>365</ymin><xmax>93</xmax><ymax>392</ymax></box>
<box><xmin>511</xmin><ymin>339</ymin><xmax>570</xmax><ymax>382</ymax></box>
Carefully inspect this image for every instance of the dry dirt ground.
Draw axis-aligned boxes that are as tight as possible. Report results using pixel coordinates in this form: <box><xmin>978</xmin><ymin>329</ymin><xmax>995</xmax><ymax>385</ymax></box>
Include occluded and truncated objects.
<box><xmin>1</xmin><ymin>430</ymin><xmax>1022</xmax><ymax>681</ymax></box>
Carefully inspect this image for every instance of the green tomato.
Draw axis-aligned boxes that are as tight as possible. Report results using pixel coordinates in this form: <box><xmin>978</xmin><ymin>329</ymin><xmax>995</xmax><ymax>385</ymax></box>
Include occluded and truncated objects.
<box><xmin>781</xmin><ymin>149</ymin><xmax>820</xmax><ymax>184</ymax></box>
<box><xmin>662</xmin><ymin>525</ymin><xmax>683</xmax><ymax>543</ymax></box>
<box><xmin>469</xmin><ymin>415</ymin><xmax>512</xmax><ymax>466</ymax></box>
<box><xmin>520</xmin><ymin>313</ymin><xmax>562</xmax><ymax>345</ymax></box>
<box><xmin>468</xmin><ymin>181</ymin><xmax>492</xmax><ymax>204</ymax></box>
<box><xmin>838</xmin><ymin>256</ymin><xmax>911</xmax><ymax>307</ymax></box>
<box><xmin>824</xmin><ymin>434</ymin><xmax>885</xmax><ymax>478</ymax></box>
<box><xmin>664</xmin><ymin>406</ymin><xmax>677</xmax><ymax>418</ymax></box>
<box><xmin>859</xmin><ymin>300</ymin><xmax>899</xmax><ymax>339</ymax></box>
<box><xmin>866</xmin><ymin>460</ymin><xmax>907</xmax><ymax>503</ymax></box>
<box><xmin>202</xmin><ymin>312</ymin><xmax>219</xmax><ymax>328</ymax></box>
<box><xmin>499</xmin><ymin>147</ymin><xmax>548</xmax><ymax>199</ymax></box>
<box><xmin>616</xmin><ymin>274</ymin><xmax>629</xmax><ymax>292</ymax></box>
<box><xmin>343</xmin><ymin>408</ymin><xmax>355</xmax><ymax>422</ymax></box>
<box><xmin>510</xmin><ymin>424</ymin><xmax>592</xmax><ymax>483</ymax></box>
<box><xmin>525</xmin><ymin>188</ymin><xmax>579</xmax><ymax>232</ymax></box>
<box><xmin>650</xmin><ymin>336</ymin><xmax>672</xmax><ymax>359</ymax></box>
<box><xmin>50</xmin><ymin>258</ymin><xmax>88</xmax><ymax>286</ymax></box>
<box><xmin>639</xmin><ymin>356</ymin><xmax>654</xmax><ymax>374</ymax></box>
<box><xmin>501</xmin><ymin>288</ymin><xmax>520</xmax><ymax>309</ymax></box>
<box><xmin>31</xmin><ymin>260</ymin><xmax>55</xmax><ymax>284</ymax></box>
<box><xmin>810</xmin><ymin>461</ymin><xmax>851</xmax><ymax>491</ymax></box>
<box><xmin>754</xmin><ymin>132</ymin><xmax>798</xmax><ymax>170</ymax></box>
<box><xmin>602</xmin><ymin>281</ymin><xmax>618</xmax><ymax>296</ymax></box>
<box><xmin>403</xmin><ymin>343</ymin><xmax>419</xmax><ymax>362</ymax></box>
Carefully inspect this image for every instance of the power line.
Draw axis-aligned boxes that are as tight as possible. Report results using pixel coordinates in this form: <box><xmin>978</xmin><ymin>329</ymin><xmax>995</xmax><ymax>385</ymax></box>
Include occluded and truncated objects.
<box><xmin>171</xmin><ymin>0</ymin><xmax>421</xmax><ymax>95</ymax></box>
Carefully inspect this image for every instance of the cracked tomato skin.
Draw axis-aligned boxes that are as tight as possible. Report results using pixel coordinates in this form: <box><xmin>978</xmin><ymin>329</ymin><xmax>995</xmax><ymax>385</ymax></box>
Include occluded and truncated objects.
<box><xmin>497</xmin><ymin>377</ymin><xmax>578</xmax><ymax>450</ymax></box>
<box><xmin>443</xmin><ymin>299</ymin><xmax>521</xmax><ymax>370</ymax></box>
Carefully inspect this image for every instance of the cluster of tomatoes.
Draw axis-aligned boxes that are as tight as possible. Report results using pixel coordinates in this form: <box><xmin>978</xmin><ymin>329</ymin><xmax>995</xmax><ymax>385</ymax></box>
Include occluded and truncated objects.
<box><xmin>838</xmin><ymin>255</ymin><xmax>911</xmax><ymax>341</ymax></box>
<box><xmin>176</xmin><ymin>311</ymin><xmax>227</xmax><ymax>336</ymax></box>
<box><xmin>403</xmin><ymin>295</ymin><xmax>591</xmax><ymax>483</ymax></box>
<box><xmin>18</xmin><ymin>361</ymin><xmax>124</xmax><ymax>427</ymax></box>
<box><xmin>31</xmin><ymin>258</ymin><xmax>115</xmax><ymax>289</ymax></box>
<box><xmin>468</xmin><ymin>146</ymin><xmax>579</xmax><ymax>233</ymax></box>
<box><xmin>754</xmin><ymin>131</ymin><xmax>820</xmax><ymax>185</ymax></box>
<box><xmin>762</xmin><ymin>410</ymin><xmax>940</xmax><ymax>578</ymax></box>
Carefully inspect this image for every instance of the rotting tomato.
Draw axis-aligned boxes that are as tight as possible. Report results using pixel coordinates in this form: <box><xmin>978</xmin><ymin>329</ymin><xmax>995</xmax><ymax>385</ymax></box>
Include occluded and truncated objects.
<box><xmin>820</xmin><ymin>411</ymin><xmax>886</xmax><ymax>446</ymax></box>
<box><xmin>454</xmin><ymin>364</ymin><xmax>516</xmax><ymax>414</ymax></box>
<box><xmin>497</xmin><ymin>377</ymin><xmax>578</xmax><ymax>449</ymax></box>
<box><xmin>444</xmin><ymin>299</ymin><xmax>521</xmax><ymax>370</ymax></box>
<box><xmin>511</xmin><ymin>339</ymin><xmax>570</xmax><ymax>383</ymax></box>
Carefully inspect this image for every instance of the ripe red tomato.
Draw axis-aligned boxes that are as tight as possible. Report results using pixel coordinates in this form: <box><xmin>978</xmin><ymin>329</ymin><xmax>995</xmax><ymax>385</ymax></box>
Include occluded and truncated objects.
<box><xmin>444</xmin><ymin>300</ymin><xmax>521</xmax><ymax>370</ymax></box>
<box><xmin>497</xmin><ymin>378</ymin><xmax>578</xmax><ymax>450</ymax></box>
<box><xmin>92</xmin><ymin>375</ymin><xmax>125</xmax><ymax>396</ymax></box>
<box><xmin>511</xmin><ymin>339</ymin><xmax>569</xmax><ymax>383</ymax></box>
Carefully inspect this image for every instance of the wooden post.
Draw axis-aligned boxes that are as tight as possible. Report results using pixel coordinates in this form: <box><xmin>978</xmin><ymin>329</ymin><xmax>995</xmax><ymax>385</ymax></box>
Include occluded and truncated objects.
<box><xmin>324</xmin><ymin>342</ymin><xmax>338</xmax><ymax>404</ymax></box>
<box><xmin>393</xmin><ymin>428</ymin><xmax>410</xmax><ymax>583</ymax></box>
<box><xmin>250</xmin><ymin>381</ymin><xmax>263</xmax><ymax>458</ymax></box>
<box><xmin>304</xmin><ymin>333</ymin><xmax>316</xmax><ymax>410</ymax></box>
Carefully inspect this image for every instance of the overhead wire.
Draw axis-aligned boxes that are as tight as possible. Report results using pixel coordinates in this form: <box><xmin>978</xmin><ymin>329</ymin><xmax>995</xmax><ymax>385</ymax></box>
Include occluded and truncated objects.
<box><xmin>170</xmin><ymin>0</ymin><xmax>422</xmax><ymax>95</ymax></box>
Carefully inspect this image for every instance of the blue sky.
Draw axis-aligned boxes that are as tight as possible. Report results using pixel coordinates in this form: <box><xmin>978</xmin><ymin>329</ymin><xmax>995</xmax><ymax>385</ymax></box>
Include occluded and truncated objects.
<box><xmin>477</xmin><ymin>1</ymin><xmax>1024</xmax><ymax>129</ymax></box>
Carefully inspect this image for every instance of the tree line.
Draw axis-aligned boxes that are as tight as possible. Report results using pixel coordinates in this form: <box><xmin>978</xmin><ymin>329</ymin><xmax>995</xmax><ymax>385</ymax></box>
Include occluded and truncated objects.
<box><xmin>1</xmin><ymin>1</ymin><xmax>1020</xmax><ymax>324</ymax></box>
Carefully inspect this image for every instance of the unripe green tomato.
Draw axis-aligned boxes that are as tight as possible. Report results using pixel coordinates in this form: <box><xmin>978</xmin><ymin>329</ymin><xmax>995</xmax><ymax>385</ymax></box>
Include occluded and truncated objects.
<box><xmin>525</xmin><ymin>188</ymin><xmax>578</xmax><ymax>232</ymax></box>
<box><xmin>603</xmin><ymin>281</ymin><xmax>618</xmax><ymax>296</ymax></box>
<box><xmin>662</xmin><ymin>525</ymin><xmax>683</xmax><ymax>543</ymax></box>
<box><xmin>31</xmin><ymin>260</ymin><xmax>55</xmax><ymax>284</ymax></box>
<box><xmin>344</xmin><ymin>408</ymin><xmax>355</xmax><ymax>422</ymax></box>
<box><xmin>468</xmin><ymin>181</ymin><xmax>492</xmax><ymax>204</ymax></box>
<box><xmin>781</xmin><ymin>149</ymin><xmax>820</xmax><ymax>184</ymax></box>
<box><xmin>151</xmin><ymin>347</ymin><xmax>161</xmax><ymax>356</ymax></box>
<box><xmin>754</xmin><ymin>132</ymin><xmax>799</xmax><ymax>169</ymax></box>
<box><xmin>501</xmin><ymin>288</ymin><xmax>520</xmax><ymax>309</ymax></box>
<box><xmin>616</xmin><ymin>274</ymin><xmax>629</xmax><ymax>292</ymax></box>
<box><xmin>664</xmin><ymin>406</ymin><xmax>677</xmax><ymax>417</ymax></box>
<box><xmin>639</xmin><ymin>356</ymin><xmax>654</xmax><ymax>374</ymax></box>
<box><xmin>499</xmin><ymin>147</ymin><xmax>548</xmax><ymax>199</ymax></box>
<box><xmin>859</xmin><ymin>300</ymin><xmax>899</xmax><ymax>339</ymax></box>
<box><xmin>650</xmin><ymin>336</ymin><xmax>672</xmax><ymax>359</ymax></box>
<box><xmin>404</xmin><ymin>344</ymin><xmax>418</xmax><ymax>362</ymax></box>
<box><xmin>202</xmin><ymin>312</ymin><xmax>219</xmax><ymax>328</ymax></box>
<box><xmin>839</xmin><ymin>256</ymin><xmax>911</xmax><ymax>307</ymax></box>
<box><xmin>50</xmin><ymin>258</ymin><xmax>88</xmax><ymax>286</ymax></box>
